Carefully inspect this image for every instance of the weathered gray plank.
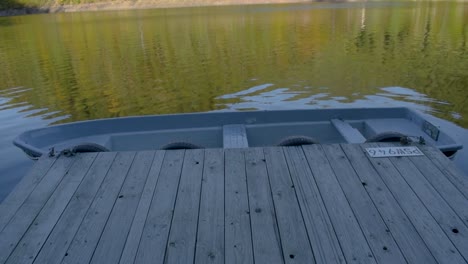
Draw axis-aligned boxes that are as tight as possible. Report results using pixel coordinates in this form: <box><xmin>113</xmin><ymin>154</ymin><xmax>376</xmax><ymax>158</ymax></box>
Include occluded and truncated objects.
<box><xmin>340</xmin><ymin>144</ymin><xmax>437</xmax><ymax>264</ymax></box>
<box><xmin>164</xmin><ymin>149</ymin><xmax>204</xmax><ymax>263</ymax></box>
<box><xmin>383</xmin><ymin>146</ymin><xmax>468</xmax><ymax>260</ymax></box>
<box><xmin>361</xmin><ymin>144</ymin><xmax>466</xmax><ymax>264</ymax></box>
<box><xmin>224</xmin><ymin>149</ymin><xmax>254</xmax><ymax>264</ymax></box>
<box><xmin>60</xmin><ymin>151</ymin><xmax>136</xmax><ymax>264</ymax></box>
<box><xmin>194</xmin><ymin>148</ymin><xmax>225</xmax><ymax>264</ymax></box>
<box><xmin>302</xmin><ymin>144</ymin><xmax>376</xmax><ymax>264</ymax></box>
<box><xmin>0</xmin><ymin>155</ymin><xmax>76</xmax><ymax>263</ymax></box>
<box><xmin>263</xmin><ymin>147</ymin><xmax>315</xmax><ymax>263</ymax></box>
<box><xmin>0</xmin><ymin>156</ymin><xmax>56</xmax><ymax>231</ymax></box>
<box><xmin>283</xmin><ymin>146</ymin><xmax>345</xmax><ymax>264</ymax></box>
<box><xmin>6</xmin><ymin>153</ymin><xmax>98</xmax><ymax>264</ymax></box>
<box><xmin>322</xmin><ymin>144</ymin><xmax>406</xmax><ymax>264</ymax></box>
<box><xmin>244</xmin><ymin>148</ymin><xmax>284</xmax><ymax>263</ymax></box>
<box><xmin>90</xmin><ymin>151</ymin><xmax>155</xmax><ymax>264</ymax></box>
<box><xmin>420</xmin><ymin>145</ymin><xmax>468</xmax><ymax>199</ymax></box>
<box><xmin>408</xmin><ymin>153</ymin><xmax>468</xmax><ymax>226</ymax></box>
<box><xmin>33</xmin><ymin>152</ymin><xmax>117</xmax><ymax>264</ymax></box>
<box><xmin>134</xmin><ymin>150</ymin><xmax>185</xmax><ymax>263</ymax></box>
<box><xmin>118</xmin><ymin>151</ymin><xmax>166</xmax><ymax>264</ymax></box>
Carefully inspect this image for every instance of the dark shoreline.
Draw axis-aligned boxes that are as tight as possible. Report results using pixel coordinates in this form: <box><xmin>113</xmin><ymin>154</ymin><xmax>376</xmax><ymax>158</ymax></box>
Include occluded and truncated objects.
<box><xmin>0</xmin><ymin>0</ymin><xmax>314</xmax><ymax>17</ymax></box>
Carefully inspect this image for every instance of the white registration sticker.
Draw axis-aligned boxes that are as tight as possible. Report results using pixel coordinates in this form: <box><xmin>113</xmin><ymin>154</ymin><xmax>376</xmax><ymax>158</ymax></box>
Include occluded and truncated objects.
<box><xmin>365</xmin><ymin>146</ymin><xmax>424</xmax><ymax>158</ymax></box>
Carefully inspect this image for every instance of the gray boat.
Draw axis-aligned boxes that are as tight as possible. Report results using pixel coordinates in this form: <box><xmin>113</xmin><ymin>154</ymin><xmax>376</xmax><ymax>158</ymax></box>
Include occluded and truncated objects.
<box><xmin>13</xmin><ymin>107</ymin><xmax>462</xmax><ymax>158</ymax></box>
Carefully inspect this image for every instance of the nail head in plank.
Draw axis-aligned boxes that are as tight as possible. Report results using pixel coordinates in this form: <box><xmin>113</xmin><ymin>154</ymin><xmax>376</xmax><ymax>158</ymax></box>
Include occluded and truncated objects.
<box><xmin>379</xmin><ymin>144</ymin><xmax>468</xmax><ymax>260</ymax></box>
<box><xmin>302</xmin><ymin>144</ymin><xmax>376</xmax><ymax>264</ymax></box>
<box><xmin>264</xmin><ymin>147</ymin><xmax>315</xmax><ymax>263</ymax></box>
<box><xmin>340</xmin><ymin>144</ymin><xmax>437</xmax><ymax>264</ymax></box>
<box><xmin>34</xmin><ymin>152</ymin><xmax>117</xmax><ymax>264</ymax></box>
<box><xmin>322</xmin><ymin>144</ymin><xmax>406</xmax><ymax>264</ymax></box>
<box><xmin>195</xmin><ymin>148</ymin><xmax>225</xmax><ymax>264</ymax></box>
<box><xmin>244</xmin><ymin>148</ymin><xmax>284</xmax><ymax>263</ymax></box>
<box><xmin>134</xmin><ymin>150</ymin><xmax>185</xmax><ymax>264</ymax></box>
<box><xmin>362</xmin><ymin>143</ymin><xmax>466</xmax><ymax>264</ymax></box>
<box><xmin>90</xmin><ymin>151</ymin><xmax>156</xmax><ymax>264</ymax></box>
<box><xmin>283</xmin><ymin>146</ymin><xmax>346</xmax><ymax>264</ymax></box>
<box><xmin>224</xmin><ymin>148</ymin><xmax>254</xmax><ymax>264</ymax></box>
<box><xmin>61</xmin><ymin>151</ymin><xmax>136</xmax><ymax>264</ymax></box>
<box><xmin>164</xmin><ymin>149</ymin><xmax>204</xmax><ymax>263</ymax></box>
<box><xmin>408</xmin><ymin>153</ymin><xmax>468</xmax><ymax>227</ymax></box>
<box><xmin>118</xmin><ymin>151</ymin><xmax>166</xmax><ymax>264</ymax></box>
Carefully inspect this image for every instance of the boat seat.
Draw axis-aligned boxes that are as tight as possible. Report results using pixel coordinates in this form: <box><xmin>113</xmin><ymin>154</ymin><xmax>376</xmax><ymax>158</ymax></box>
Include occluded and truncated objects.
<box><xmin>331</xmin><ymin>119</ymin><xmax>366</xmax><ymax>143</ymax></box>
<box><xmin>223</xmin><ymin>124</ymin><xmax>249</xmax><ymax>148</ymax></box>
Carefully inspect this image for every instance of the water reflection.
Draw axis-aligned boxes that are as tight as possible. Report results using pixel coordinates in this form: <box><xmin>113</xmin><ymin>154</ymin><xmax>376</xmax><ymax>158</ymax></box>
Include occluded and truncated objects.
<box><xmin>0</xmin><ymin>88</ymin><xmax>69</xmax><ymax>200</ymax></box>
<box><xmin>0</xmin><ymin>1</ymin><xmax>467</xmax><ymax>200</ymax></box>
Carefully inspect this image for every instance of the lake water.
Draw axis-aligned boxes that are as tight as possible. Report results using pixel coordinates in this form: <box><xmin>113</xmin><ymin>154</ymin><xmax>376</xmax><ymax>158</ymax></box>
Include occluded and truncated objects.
<box><xmin>0</xmin><ymin>1</ymin><xmax>467</xmax><ymax>201</ymax></box>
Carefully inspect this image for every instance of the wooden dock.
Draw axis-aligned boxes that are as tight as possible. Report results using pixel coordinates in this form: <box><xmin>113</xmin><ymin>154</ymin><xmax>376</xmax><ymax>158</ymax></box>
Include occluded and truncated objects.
<box><xmin>0</xmin><ymin>143</ymin><xmax>467</xmax><ymax>264</ymax></box>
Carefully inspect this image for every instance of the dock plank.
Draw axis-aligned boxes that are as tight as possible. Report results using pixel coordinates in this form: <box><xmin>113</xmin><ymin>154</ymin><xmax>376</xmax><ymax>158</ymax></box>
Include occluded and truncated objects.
<box><xmin>384</xmin><ymin>147</ymin><xmax>468</xmax><ymax>260</ymax></box>
<box><xmin>340</xmin><ymin>144</ymin><xmax>437</xmax><ymax>264</ymax></box>
<box><xmin>61</xmin><ymin>152</ymin><xmax>136</xmax><ymax>264</ymax></box>
<box><xmin>0</xmin><ymin>155</ymin><xmax>76</xmax><ymax>264</ymax></box>
<box><xmin>244</xmin><ymin>148</ymin><xmax>284</xmax><ymax>263</ymax></box>
<box><xmin>33</xmin><ymin>152</ymin><xmax>117</xmax><ymax>264</ymax></box>
<box><xmin>420</xmin><ymin>145</ymin><xmax>468</xmax><ymax>199</ymax></box>
<box><xmin>263</xmin><ymin>147</ymin><xmax>315</xmax><ymax>263</ymax></box>
<box><xmin>362</xmin><ymin>144</ymin><xmax>466</xmax><ymax>264</ymax></box>
<box><xmin>408</xmin><ymin>153</ymin><xmax>468</xmax><ymax>226</ymax></box>
<box><xmin>302</xmin><ymin>144</ymin><xmax>376</xmax><ymax>264</ymax></box>
<box><xmin>283</xmin><ymin>146</ymin><xmax>345</xmax><ymax>264</ymax></box>
<box><xmin>1</xmin><ymin>144</ymin><xmax>467</xmax><ymax>264</ymax></box>
<box><xmin>134</xmin><ymin>150</ymin><xmax>185</xmax><ymax>264</ymax></box>
<box><xmin>164</xmin><ymin>149</ymin><xmax>204</xmax><ymax>263</ymax></box>
<box><xmin>321</xmin><ymin>144</ymin><xmax>406</xmax><ymax>264</ymax></box>
<box><xmin>118</xmin><ymin>151</ymin><xmax>166</xmax><ymax>264</ymax></box>
<box><xmin>0</xmin><ymin>156</ymin><xmax>56</xmax><ymax>231</ymax></box>
<box><xmin>90</xmin><ymin>151</ymin><xmax>156</xmax><ymax>264</ymax></box>
<box><xmin>224</xmin><ymin>149</ymin><xmax>254</xmax><ymax>264</ymax></box>
<box><xmin>6</xmin><ymin>153</ymin><xmax>101</xmax><ymax>264</ymax></box>
<box><xmin>195</xmin><ymin>148</ymin><xmax>225</xmax><ymax>264</ymax></box>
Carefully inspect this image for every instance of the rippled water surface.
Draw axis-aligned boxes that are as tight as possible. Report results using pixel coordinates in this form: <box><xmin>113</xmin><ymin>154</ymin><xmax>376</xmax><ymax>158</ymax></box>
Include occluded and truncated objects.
<box><xmin>0</xmin><ymin>1</ymin><xmax>467</xmax><ymax>200</ymax></box>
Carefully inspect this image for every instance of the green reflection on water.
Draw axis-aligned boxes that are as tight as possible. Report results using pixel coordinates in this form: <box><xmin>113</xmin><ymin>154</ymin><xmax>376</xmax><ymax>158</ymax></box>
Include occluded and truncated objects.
<box><xmin>0</xmin><ymin>2</ymin><xmax>467</xmax><ymax>127</ymax></box>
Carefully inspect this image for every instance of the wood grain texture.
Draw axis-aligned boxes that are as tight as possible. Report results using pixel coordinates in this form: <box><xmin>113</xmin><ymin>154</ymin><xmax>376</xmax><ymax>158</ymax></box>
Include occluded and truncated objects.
<box><xmin>61</xmin><ymin>152</ymin><xmax>136</xmax><ymax>264</ymax></box>
<box><xmin>264</xmin><ymin>147</ymin><xmax>315</xmax><ymax>263</ymax></box>
<box><xmin>164</xmin><ymin>149</ymin><xmax>204</xmax><ymax>263</ymax></box>
<box><xmin>34</xmin><ymin>152</ymin><xmax>117</xmax><ymax>264</ymax></box>
<box><xmin>283</xmin><ymin>146</ymin><xmax>345</xmax><ymax>264</ymax></box>
<box><xmin>0</xmin><ymin>145</ymin><xmax>466</xmax><ymax>264</ymax></box>
<box><xmin>362</xmin><ymin>143</ymin><xmax>466</xmax><ymax>264</ymax></box>
<box><xmin>419</xmin><ymin>145</ymin><xmax>468</xmax><ymax>199</ymax></box>
<box><xmin>118</xmin><ymin>151</ymin><xmax>166</xmax><ymax>264</ymax></box>
<box><xmin>408</xmin><ymin>153</ymin><xmax>468</xmax><ymax>226</ymax></box>
<box><xmin>381</xmin><ymin>145</ymin><xmax>468</xmax><ymax>261</ymax></box>
<box><xmin>302</xmin><ymin>144</ymin><xmax>376</xmax><ymax>264</ymax></box>
<box><xmin>322</xmin><ymin>144</ymin><xmax>406</xmax><ymax>264</ymax></box>
<box><xmin>0</xmin><ymin>156</ymin><xmax>56</xmax><ymax>232</ymax></box>
<box><xmin>341</xmin><ymin>144</ymin><xmax>437</xmax><ymax>264</ymax></box>
<box><xmin>90</xmin><ymin>151</ymin><xmax>156</xmax><ymax>264</ymax></box>
<box><xmin>5</xmin><ymin>153</ymin><xmax>106</xmax><ymax>264</ymax></box>
<box><xmin>134</xmin><ymin>150</ymin><xmax>185</xmax><ymax>264</ymax></box>
<box><xmin>195</xmin><ymin>148</ymin><xmax>225</xmax><ymax>264</ymax></box>
<box><xmin>224</xmin><ymin>149</ymin><xmax>254</xmax><ymax>264</ymax></box>
<box><xmin>0</xmin><ymin>155</ymin><xmax>76</xmax><ymax>264</ymax></box>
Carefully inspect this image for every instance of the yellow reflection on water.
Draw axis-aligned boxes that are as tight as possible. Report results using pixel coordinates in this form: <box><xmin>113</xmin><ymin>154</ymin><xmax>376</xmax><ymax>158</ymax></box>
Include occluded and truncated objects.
<box><xmin>0</xmin><ymin>1</ymin><xmax>467</xmax><ymax>127</ymax></box>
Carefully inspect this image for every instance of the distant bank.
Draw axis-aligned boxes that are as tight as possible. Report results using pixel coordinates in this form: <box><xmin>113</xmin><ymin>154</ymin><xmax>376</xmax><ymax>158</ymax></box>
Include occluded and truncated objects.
<box><xmin>0</xmin><ymin>0</ymin><xmax>315</xmax><ymax>16</ymax></box>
